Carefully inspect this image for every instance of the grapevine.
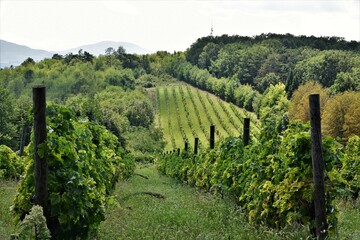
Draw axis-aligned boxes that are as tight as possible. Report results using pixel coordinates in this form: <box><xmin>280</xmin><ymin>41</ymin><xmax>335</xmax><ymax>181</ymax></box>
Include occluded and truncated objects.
<box><xmin>205</xmin><ymin>94</ymin><xmax>232</xmax><ymax>136</ymax></box>
<box><xmin>172</xmin><ymin>87</ymin><xmax>190</xmax><ymax>143</ymax></box>
<box><xmin>13</xmin><ymin>104</ymin><xmax>135</xmax><ymax>239</ymax></box>
<box><xmin>185</xmin><ymin>86</ymin><xmax>209</xmax><ymax>140</ymax></box>
<box><xmin>164</xmin><ymin>87</ymin><xmax>176</xmax><ymax>149</ymax></box>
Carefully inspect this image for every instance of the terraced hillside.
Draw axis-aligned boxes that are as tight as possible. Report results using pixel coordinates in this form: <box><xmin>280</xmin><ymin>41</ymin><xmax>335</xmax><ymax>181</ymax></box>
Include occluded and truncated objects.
<box><xmin>156</xmin><ymin>84</ymin><xmax>260</xmax><ymax>151</ymax></box>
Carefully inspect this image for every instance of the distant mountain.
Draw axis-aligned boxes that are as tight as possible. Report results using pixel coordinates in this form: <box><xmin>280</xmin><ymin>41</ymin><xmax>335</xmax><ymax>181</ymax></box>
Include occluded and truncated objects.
<box><xmin>55</xmin><ymin>41</ymin><xmax>151</xmax><ymax>56</ymax></box>
<box><xmin>0</xmin><ymin>40</ymin><xmax>151</xmax><ymax>68</ymax></box>
<box><xmin>0</xmin><ymin>40</ymin><xmax>52</xmax><ymax>68</ymax></box>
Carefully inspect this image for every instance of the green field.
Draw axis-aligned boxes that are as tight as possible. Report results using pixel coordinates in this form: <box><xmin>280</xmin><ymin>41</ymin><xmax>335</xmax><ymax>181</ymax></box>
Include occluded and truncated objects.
<box><xmin>156</xmin><ymin>84</ymin><xmax>260</xmax><ymax>151</ymax></box>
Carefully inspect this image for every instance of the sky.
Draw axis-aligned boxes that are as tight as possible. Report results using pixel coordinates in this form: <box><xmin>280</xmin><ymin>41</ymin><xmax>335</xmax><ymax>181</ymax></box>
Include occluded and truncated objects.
<box><xmin>0</xmin><ymin>0</ymin><xmax>359</xmax><ymax>53</ymax></box>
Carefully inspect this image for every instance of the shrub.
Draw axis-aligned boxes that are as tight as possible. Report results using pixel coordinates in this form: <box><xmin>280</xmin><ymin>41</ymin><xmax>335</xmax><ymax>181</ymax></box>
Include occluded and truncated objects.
<box><xmin>12</xmin><ymin>104</ymin><xmax>134</xmax><ymax>239</ymax></box>
<box><xmin>0</xmin><ymin>145</ymin><xmax>23</xmax><ymax>179</ymax></box>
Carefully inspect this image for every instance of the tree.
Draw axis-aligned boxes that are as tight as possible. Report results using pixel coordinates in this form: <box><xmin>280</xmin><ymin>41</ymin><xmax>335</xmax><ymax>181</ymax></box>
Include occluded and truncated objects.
<box><xmin>209</xmin><ymin>44</ymin><xmax>241</xmax><ymax>78</ymax></box>
<box><xmin>255</xmin><ymin>72</ymin><xmax>281</xmax><ymax>93</ymax></box>
<box><xmin>259</xmin><ymin>83</ymin><xmax>289</xmax><ymax>141</ymax></box>
<box><xmin>235</xmin><ymin>45</ymin><xmax>270</xmax><ymax>85</ymax></box>
<box><xmin>105</xmin><ymin>68</ymin><xmax>135</xmax><ymax>90</ymax></box>
<box><xmin>291</xmin><ymin>50</ymin><xmax>354</xmax><ymax>92</ymax></box>
<box><xmin>0</xmin><ymin>88</ymin><xmax>16</xmax><ymax>149</ymax></box>
<box><xmin>288</xmin><ymin>81</ymin><xmax>328</xmax><ymax>122</ymax></box>
<box><xmin>21</xmin><ymin>57</ymin><xmax>35</xmax><ymax>66</ymax></box>
<box><xmin>81</xmin><ymin>51</ymin><xmax>94</xmax><ymax>62</ymax></box>
<box><xmin>330</xmin><ymin>67</ymin><xmax>360</xmax><ymax>94</ymax></box>
<box><xmin>233</xmin><ymin>84</ymin><xmax>260</xmax><ymax>111</ymax></box>
<box><xmin>105</xmin><ymin>47</ymin><xmax>115</xmax><ymax>55</ymax></box>
<box><xmin>24</xmin><ymin>69</ymin><xmax>34</xmax><ymax>84</ymax></box>
<box><xmin>198</xmin><ymin>42</ymin><xmax>220</xmax><ymax>69</ymax></box>
<box><xmin>115</xmin><ymin>46</ymin><xmax>126</xmax><ymax>59</ymax></box>
<box><xmin>52</xmin><ymin>53</ymin><xmax>63</xmax><ymax>60</ymax></box>
<box><xmin>323</xmin><ymin>91</ymin><xmax>360</xmax><ymax>142</ymax></box>
<box><xmin>125</xmin><ymin>99</ymin><xmax>154</xmax><ymax>128</ymax></box>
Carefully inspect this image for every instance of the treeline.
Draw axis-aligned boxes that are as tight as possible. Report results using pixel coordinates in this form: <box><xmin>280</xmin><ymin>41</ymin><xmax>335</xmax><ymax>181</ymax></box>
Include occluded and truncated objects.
<box><xmin>187</xmin><ymin>33</ymin><xmax>360</xmax><ymax>66</ymax></box>
<box><xmin>183</xmin><ymin>33</ymin><xmax>360</xmax><ymax>96</ymax></box>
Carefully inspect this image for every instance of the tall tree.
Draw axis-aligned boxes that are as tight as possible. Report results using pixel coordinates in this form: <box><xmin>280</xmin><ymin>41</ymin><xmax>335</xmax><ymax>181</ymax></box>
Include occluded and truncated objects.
<box><xmin>323</xmin><ymin>91</ymin><xmax>360</xmax><ymax>142</ymax></box>
<box><xmin>288</xmin><ymin>81</ymin><xmax>328</xmax><ymax>122</ymax></box>
<box><xmin>0</xmin><ymin>88</ymin><xmax>16</xmax><ymax>149</ymax></box>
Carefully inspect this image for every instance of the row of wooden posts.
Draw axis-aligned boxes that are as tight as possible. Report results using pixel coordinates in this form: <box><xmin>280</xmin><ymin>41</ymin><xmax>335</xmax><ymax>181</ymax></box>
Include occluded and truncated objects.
<box><xmin>164</xmin><ymin>118</ymin><xmax>251</xmax><ymax>155</ymax></box>
<box><xmin>32</xmin><ymin>85</ymin><xmax>327</xmax><ymax>240</ymax></box>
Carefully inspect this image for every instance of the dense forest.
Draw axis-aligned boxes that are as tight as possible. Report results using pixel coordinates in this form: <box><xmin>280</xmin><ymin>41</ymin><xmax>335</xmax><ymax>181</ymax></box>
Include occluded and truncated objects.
<box><xmin>0</xmin><ymin>33</ymin><xmax>359</xmax><ymax>239</ymax></box>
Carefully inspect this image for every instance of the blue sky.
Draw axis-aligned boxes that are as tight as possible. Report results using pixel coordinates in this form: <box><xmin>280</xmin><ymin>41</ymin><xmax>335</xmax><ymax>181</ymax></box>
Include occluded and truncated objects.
<box><xmin>1</xmin><ymin>0</ymin><xmax>359</xmax><ymax>52</ymax></box>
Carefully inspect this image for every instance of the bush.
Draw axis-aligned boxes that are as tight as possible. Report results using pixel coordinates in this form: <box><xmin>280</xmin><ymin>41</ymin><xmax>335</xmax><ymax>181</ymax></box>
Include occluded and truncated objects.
<box><xmin>0</xmin><ymin>145</ymin><xmax>23</xmax><ymax>179</ymax></box>
<box><xmin>340</xmin><ymin>135</ymin><xmax>360</xmax><ymax>198</ymax></box>
<box><xmin>12</xmin><ymin>104</ymin><xmax>134</xmax><ymax>239</ymax></box>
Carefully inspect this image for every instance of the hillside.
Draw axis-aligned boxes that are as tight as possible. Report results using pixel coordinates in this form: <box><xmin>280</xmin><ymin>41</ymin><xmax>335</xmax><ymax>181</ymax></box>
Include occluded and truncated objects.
<box><xmin>0</xmin><ymin>40</ymin><xmax>52</xmax><ymax>68</ymax></box>
<box><xmin>156</xmin><ymin>84</ymin><xmax>259</xmax><ymax>151</ymax></box>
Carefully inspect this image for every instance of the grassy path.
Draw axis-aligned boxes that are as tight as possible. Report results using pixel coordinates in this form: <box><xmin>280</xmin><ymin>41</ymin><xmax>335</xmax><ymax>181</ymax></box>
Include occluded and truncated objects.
<box><xmin>97</xmin><ymin>165</ymin><xmax>311</xmax><ymax>240</ymax></box>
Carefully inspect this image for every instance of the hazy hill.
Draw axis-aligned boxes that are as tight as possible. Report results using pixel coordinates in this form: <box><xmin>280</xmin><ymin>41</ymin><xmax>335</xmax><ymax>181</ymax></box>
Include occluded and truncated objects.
<box><xmin>0</xmin><ymin>40</ymin><xmax>150</xmax><ymax>68</ymax></box>
<box><xmin>0</xmin><ymin>40</ymin><xmax>52</xmax><ymax>68</ymax></box>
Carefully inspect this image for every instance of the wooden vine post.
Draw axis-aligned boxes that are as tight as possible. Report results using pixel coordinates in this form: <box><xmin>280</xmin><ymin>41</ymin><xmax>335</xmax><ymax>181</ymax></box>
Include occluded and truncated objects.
<box><xmin>33</xmin><ymin>86</ymin><xmax>50</xmax><ymax>223</ymax></box>
<box><xmin>184</xmin><ymin>142</ymin><xmax>188</xmax><ymax>152</ymax></box>
<box><xmin>210</xmin><ymin>125</ymin><xmax>215</xmax><ymax>149</ymax></box>
<box><xmin>309</xmin><ymin>94</ymin><xmax>328</xmax><ymax>239</ymax></box>
<box><xmin>243</xmin><ymin>118</ymin><xmax>250</xmax><ymax>146</ymax></box>
<box><xmin>194</xmin><ymin>137</ymin><xmax>199</xmax><ymax>155</ymax></box>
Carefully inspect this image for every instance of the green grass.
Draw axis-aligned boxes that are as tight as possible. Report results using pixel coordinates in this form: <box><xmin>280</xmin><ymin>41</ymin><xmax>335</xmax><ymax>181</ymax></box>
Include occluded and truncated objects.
<box><xmin>337</xmin><ymin>198</ymin><xmax>360</xmax><ymax>239</ymax></box>
<box><xmin>0</xmin><ymin>180</ymin><xmax>19</xmax><ymax>239</ymax></box>
<box><xmin>97</xmin><ymin>165</ymin><xmax>311</xmax><ymax>239</ymax></box>
<box><xmin>157</xmin><ymin>84</ymin><xmax>260</xmax><ymax>151</ymax></box>
<box><xmin>158</xmin><ymin>87</ymin><xmax>173</xmax><ymax>149</ymax></box>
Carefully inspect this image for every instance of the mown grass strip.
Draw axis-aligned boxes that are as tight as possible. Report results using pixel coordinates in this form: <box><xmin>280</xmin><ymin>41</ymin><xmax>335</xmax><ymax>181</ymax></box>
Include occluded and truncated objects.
<box><xmin>97</xmin><ymin>165</ymin><xmax>311</xmax><ymax>239</ymax></box>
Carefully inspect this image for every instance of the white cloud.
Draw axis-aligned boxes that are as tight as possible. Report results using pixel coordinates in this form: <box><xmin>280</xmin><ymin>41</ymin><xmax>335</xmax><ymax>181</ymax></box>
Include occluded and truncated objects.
<box><xmin>0</xmin><ymin>0</ymin><xmax>359</xmax><ymax>52</ymax></box>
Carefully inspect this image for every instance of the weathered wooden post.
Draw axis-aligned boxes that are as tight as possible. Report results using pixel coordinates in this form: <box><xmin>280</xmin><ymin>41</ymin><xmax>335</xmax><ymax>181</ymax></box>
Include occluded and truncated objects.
<box><xmin>184</xmin><ymin>142</ymin><xmax>188</xmax><ymax>152</ymax></box>
<box><xmin>309</xmin><ymin>94</ymin><xmax>328</xmax><ymax>239</ymax></box>
<box><xmin>243</xmin><ymin>118</ymin><xmax>250</xmax><ymax>146</ymax></box>
<box><xmin>19</xmin><ymin>124</ymin><xmax>27</xmax><ymax>156</ymax></box>
<box><xmin>33</xmin><ymin>86</ymin><xmax>49</xmax><ymax>223</ymax></box>
<box><xmin>210</xmin><ymin>125</ymin><xmax>215</xmax><ymax>149</ymax></box>
<box><xmin>177</xmin><ymin>148</ymin><xmax>180</xmax><ymax>156</ymax></box>
<box><xmin>194</xmin><ymin>137</ymin><xmax>199</xmax><ymax>155</ymax></box>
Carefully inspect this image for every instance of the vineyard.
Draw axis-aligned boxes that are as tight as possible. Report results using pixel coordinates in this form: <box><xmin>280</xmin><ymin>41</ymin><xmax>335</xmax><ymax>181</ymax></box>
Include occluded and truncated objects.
<box><xmin>156</xmin><ymin>84</ymin><xmax>260</xmax><ymax>151</ymax></box>
<box><xmin>157</xmin><ymin>84</ymin><xmax>360</xmax><ymax>239</ymax></box>
<box><xmin>0</xmin><ymin>33</ymin><xmax>360</xmax><ymax>239</ymax></box>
